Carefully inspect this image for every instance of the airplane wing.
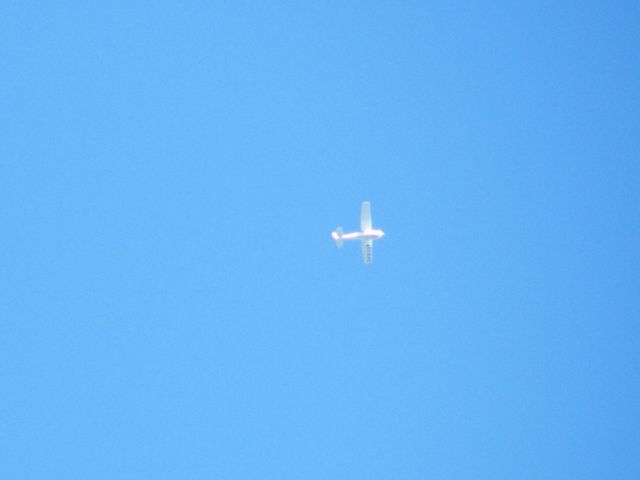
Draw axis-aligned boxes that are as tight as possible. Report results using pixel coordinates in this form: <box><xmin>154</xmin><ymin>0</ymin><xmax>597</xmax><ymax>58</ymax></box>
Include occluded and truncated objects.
<box><xmin>360</xmin><ymin>201</ymin><xmax>372</xmax><ymax>231</ymax></box>
<box><xmin>361</xmin><ymin>239</ymin><xmax>373</xmax><ymax>264</ymax></box>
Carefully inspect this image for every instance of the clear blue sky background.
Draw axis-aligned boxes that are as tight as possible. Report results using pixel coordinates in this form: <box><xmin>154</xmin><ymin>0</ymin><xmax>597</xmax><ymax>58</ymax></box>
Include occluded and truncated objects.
<box><xmin>2</xmin><ymin>2</ymin><xmax>639</xmax><ymax>478</ymax></box>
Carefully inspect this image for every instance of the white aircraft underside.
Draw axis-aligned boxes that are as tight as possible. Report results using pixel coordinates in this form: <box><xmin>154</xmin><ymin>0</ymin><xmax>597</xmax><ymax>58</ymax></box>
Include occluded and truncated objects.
<box><xmin>331</xmin><ymin>201</ymin><xmax>384</xmax><ymax>264</ymax></box>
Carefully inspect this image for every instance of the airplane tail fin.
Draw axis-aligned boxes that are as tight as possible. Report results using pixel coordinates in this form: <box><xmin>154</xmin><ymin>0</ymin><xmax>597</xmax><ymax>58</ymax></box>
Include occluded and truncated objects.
<box><xmin>332</xmin><ymin>227</ymin><xmax>344</xmax><ymax>248</ymax></box>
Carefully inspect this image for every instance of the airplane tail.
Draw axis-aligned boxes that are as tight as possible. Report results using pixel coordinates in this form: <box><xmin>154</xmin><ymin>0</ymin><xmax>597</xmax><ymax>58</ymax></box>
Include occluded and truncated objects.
<box><xmin>332</xmin><ymin>227</ymin><xmax>344</xmax><ymax>248</ymax></box>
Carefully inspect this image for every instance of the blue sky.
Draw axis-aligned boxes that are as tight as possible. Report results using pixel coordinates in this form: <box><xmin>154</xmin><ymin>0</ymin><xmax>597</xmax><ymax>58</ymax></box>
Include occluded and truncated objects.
<box><xmin>2</xmin><ymin>2</ymin><xmax>639</xmax><ymax>478</ymax></box>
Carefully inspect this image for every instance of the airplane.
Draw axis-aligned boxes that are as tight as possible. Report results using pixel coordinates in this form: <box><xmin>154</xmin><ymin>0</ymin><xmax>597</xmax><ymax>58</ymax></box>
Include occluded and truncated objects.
<box><xmin>331</xmin><ymin>201</ymin><xmax>385</xmax><ymax>264</ymax></box>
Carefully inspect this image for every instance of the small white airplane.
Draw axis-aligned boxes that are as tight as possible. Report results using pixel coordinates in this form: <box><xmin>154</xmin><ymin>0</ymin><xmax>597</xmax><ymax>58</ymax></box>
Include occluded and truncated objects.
<box><xmin>331</xmin><ymin>201</ymin><xmax>385</xmax><ymax>264</ymax></box>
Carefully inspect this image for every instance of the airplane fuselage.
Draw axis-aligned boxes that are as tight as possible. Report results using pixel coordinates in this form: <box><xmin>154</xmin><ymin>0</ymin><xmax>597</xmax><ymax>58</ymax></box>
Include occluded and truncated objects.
<box><xmin>336</xmin><ymin>229</ymin><xmax>385</xmax><ymax>241</ymax></box>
